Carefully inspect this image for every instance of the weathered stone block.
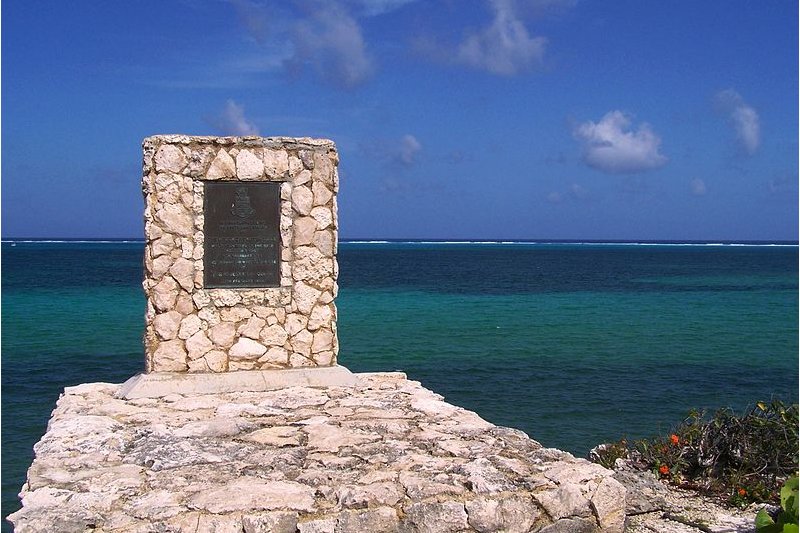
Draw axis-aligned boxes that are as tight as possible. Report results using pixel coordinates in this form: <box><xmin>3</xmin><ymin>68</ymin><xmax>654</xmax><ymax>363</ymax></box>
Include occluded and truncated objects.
<box><xmin>152</xmin><ymin>339</ymin><xmax>188</xmax><ymax>371</ymax></box>
<box><xmin>465</xmin><ymin>495</ymin><xmax>540</xmax><ymax>532</ymax></box>
<box><xmin>169</xmin><ymin>258</ymin><xmax>195</xmax><ymax>292</ymax></box>
<box><xmin>152</xmin><ymin>276</ymin><xmax>179</xmax><ymax>312</ymax></box>
<box><xmin>292</xmin><ymin>186</ymin><xmax>314</xmax><ymax>215</ymax></box>
<box><xmin>153</xmin><ymin>311</ymin><xmax>182</xmax><ymax>340</ymax></box>
<box><xmin>308</xmin><ymin>305</ymin><xmax>332</xmax><ymax>331</ymax></box>
<box><xmin>291</xmin><ymin>330</ymin><xmax>313</xmax><ymax>357</ymax></box>
<box><xmin>238</xmin><ymin>316</ymin><xmax>267</xmax><ymax>340</ymax></box>
<box><xmin>259</xmin><ymin>347</ymin><xmax>288</xmax><ymax>366</ymax></box>
<box><xmin>203</xmin><ymin>350</ymin><xmax>227</xmax><ymax>373</ymax></box>
<box><xmin>230</xmin><ymin>338</ymin><xmax>268</xmax><ymax>360</ymax></box>
<box><xmin>261</xmin><ymin>324</ymin><xmax>289</xmax><ymax>346</ymax></box>
<box><xmin>154</xmin><ymin>145</ymin><xmax>186</xmax><ymax>173</ymax></box>
<box><xmin>236</xmin><ymin>149</ymin><xmax>265</xmax><ymax>181</ymax></box>
<box><xmin>186</xmin><ymin>330</ymin><xmax>213</xmax><ymax>360</ymax></box>
<box><xmin>242</xmin><ymin>511</ymin><xmax>298</xmax><ymax>533</ymax></box>
<box><xmin>293</xmin><ymin>217</ymin><xmax>317</xmax><ymax>246</ymax></box>
<box><xmin>263</xmin><ymin>149</ymin><xmax>289</xmax><ymax>178</ymax></box>
<box><xmin>403</xmin><ymin>501</ymin><xmax>469</xmax><ymax>532</ymax></box>
<box><xmin>154</xmin><ymin>203</ymin><xmax>193</xmax><ymax>237</ymax></box>
<box><xmin>178</xmin><ymin>315</ymin><xmax>202</xmax><ymax>340</ymax></box>
<box><xmin>206</xmin><ymin>149</ymin><xmax>236</xmax><ymax>180</ymax></box>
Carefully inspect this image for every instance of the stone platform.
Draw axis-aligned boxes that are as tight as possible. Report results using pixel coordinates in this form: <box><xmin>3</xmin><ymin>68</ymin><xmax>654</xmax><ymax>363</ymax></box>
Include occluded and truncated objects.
<box><xmin>9</xmin><ymin>372</ymin><xmax>625</xmax><ymax>532</ymax></box>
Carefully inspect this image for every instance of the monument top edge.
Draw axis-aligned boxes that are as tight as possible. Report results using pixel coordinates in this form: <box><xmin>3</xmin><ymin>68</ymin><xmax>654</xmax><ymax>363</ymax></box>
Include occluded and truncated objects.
<box><xmin>143</xmin><ymin>134</ymin><xmax>336</xmax><ymax>148</ymax></box>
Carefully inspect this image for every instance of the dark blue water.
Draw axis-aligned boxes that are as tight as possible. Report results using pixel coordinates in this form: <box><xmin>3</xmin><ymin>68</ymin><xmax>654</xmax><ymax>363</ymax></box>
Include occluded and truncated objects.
<box><xmin>2</xmin><ymin>241</ymin><xmax>797</xmax><ymax>525</ymax></box>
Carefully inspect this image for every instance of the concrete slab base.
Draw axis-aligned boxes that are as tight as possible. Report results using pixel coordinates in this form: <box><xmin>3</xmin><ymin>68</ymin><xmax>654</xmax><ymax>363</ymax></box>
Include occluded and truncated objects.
<box><xmin>117</xmin><ymin>365</ymin><xmax>362</xmax><ymax>399</ymax></box>
<box><xmin>10</xmin><ymin>372</ymin><xmax>626</xmax><ymax>532</ymax></box>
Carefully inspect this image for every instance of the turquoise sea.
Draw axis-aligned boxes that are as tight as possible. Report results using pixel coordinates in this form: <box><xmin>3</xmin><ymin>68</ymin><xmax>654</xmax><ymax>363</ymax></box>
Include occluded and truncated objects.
<box><xmin>2</xmin><ymin>240</ymin><xmax>798</xmax><ymax>526</ymax></box>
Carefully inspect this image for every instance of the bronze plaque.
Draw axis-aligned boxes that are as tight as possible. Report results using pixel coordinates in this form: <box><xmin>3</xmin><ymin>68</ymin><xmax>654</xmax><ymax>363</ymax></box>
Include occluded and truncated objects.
<box><xmin>203</xmin><ymin>182</ymin><xmax>281</xmax><ymax>288</ymax></box>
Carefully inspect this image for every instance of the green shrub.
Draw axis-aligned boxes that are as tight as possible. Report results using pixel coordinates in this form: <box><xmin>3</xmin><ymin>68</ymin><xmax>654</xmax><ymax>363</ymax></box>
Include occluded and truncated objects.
<box><xmin>589</xmin><ymin>439</ymin><xmax>629</xmax><ymax>469</ymax></box>
<box><xmin>755</xmin><ymin>475</ymin><xmax>798</xmax><ymax>532</ymax></box>
<box><xmin>590</xmin><ymin>400</ymin><xmax>798</xmax><ymax>506</ymax></box>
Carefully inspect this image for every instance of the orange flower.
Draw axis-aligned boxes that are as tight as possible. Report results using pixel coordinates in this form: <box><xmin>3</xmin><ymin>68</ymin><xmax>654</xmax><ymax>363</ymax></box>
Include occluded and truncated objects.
<box><xmin>670</xmin><ymin>434</ymin><xmax>680</xmax><ymax>446</ymax></box>
<box><xmin>738</xmin><ymin>488</ymin><xmax>747</xmax><ymax>497</ymax></box>
<box><xmin>659</xmin><ymin>465</ymin><xmax>669</xmax><ymax>475</ymax></box>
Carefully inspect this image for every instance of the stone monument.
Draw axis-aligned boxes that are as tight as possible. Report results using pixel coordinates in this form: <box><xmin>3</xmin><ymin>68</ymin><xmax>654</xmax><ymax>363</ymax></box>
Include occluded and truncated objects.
<box><xmin>8</xmin><ymin>135</ymin><xmax>628</xmax><ymax>532</ymax></box>
<box><xmin>122</xmin><ymin>135</ymin><xmax>356</xmax><ymax>398</ymax></box>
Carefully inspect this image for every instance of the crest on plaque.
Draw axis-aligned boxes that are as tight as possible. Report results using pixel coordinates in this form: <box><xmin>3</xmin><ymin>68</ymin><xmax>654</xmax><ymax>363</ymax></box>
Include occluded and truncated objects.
<box><xmin>231</xmin><ymin>187</ymin><xmax>256</xmax><ymax>218</ymax></box>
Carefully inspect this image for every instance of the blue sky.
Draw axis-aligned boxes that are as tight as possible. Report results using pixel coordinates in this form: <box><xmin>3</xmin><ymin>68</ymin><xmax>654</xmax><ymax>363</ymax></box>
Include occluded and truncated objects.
<box><xmin>2</xmin><ymin>0</ymin><xmax>797</xmax><ymax>240</ymax></box>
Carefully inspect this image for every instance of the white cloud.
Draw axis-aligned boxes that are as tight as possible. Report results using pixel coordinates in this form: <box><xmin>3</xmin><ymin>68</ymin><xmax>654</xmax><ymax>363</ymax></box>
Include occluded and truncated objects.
<box><xmin>714</xmin><ymin>89</ymin><xmax>760</xmax><ymax>155</ymax></box>
<box><xmin>231</xmin><ymin>0</ymin><xmax>271</xmax><ymax>44</ymax></box>
<box><xmin>362</xmin><ymin>133</ymin><xmax>423</xmax><ymax>167</ymax></box>
<box><xmin>456</xmin><ymin>0</ymin><xmax>547</xmax><ymax>75</ymax></box>
<box><xmin>516</xmin><ymin>0</ymin><xmax>578</xmax><ymax>18</ymax></box>
<box><xmin>547</xmin><ymin>183</ymin><xmax>588</xmax><ymax>204</ymax></box>
<box><xmin>381</xmin><ymin>177</ymin><xmax>403</xmax><ymax>192</ymax></box>
<box><xmin>285</xmin><ymin>2</ymin><xmax>373</xmax><ymax>89</ymax></box>
<box><xmin>212</xmin><ymin>100</ymin><xmax>260</xmax><ymax>136</ymax></box>
<box><xmin>448</xmin><ymin>150</ymin><xmax>467</xmax><ymax>164</ymax></box>
<box><xmin>397</xmin><ymin>134</ymin><xmax>422</xmax><ymax>165</ymax></box>
<box><xmin>768</xmin><ymin>175</ymin><xmax>796</xmax><ymax>195</ymax></box>
<box><xmin>352</xmin><ymin>0</ymin><xmax>417</xmax><ymax>16</ymax></box>
<box><xmin>228</xmin><ymin>0</ymin><xmax>565</xmax><ymax>88</ymax></box>
<box><xmin>690</xmin><ymin>178</ymin><xmax>707</xmax><ymax>196</ymax></box>
<box><xmin>573</xmin><ymin>110</ymin><xmax>668</xmax><ymax>174</ymax></box>
<box><xmin>569</xmin><ymin>183</ymin><xmax>588</xmax><ymax>199</ymax></box>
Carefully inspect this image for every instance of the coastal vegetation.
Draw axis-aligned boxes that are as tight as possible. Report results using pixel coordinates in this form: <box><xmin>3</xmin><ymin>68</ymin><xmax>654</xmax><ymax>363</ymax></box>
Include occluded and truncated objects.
<box><xmin>591</xmin><ymin>400</ymin><xmax>799</xmax><ymax>507</ymax></box>
<box><xmin>755</xmin><ymin>475</ymin><xmax>798</xmax><ymax>532</ymax></box>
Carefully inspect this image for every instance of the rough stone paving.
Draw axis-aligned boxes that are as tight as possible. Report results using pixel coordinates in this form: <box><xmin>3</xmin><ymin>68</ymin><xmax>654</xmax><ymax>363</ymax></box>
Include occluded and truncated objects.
<box><xmin>142</xmin><ymin>135</ymin><xmax>340</xmax><ymax>374</ymax></box>
<box><xmin>9</xmin><ymin>373</ymin><xmax>626</xmax><ymax>532</ymax></box>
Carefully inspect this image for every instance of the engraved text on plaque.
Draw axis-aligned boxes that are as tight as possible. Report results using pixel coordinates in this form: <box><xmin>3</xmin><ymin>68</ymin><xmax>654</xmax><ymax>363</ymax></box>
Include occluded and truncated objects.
<box><xmin>203</xmin><ymin>182</ymin><xmax>281</xmax><ymax>288</ymax></box>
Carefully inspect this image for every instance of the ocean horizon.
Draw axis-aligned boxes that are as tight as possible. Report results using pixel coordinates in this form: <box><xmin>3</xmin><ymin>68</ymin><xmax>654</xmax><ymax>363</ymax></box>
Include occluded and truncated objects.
<box><xmin>3</xmin><ymin>238</ymin><xmax>798</xmax><ymax>245</ymax></box>
<box><xmin>2</xmin><ymin>240</ymin><xmax>798</xmax><ymax>527</ymax></box>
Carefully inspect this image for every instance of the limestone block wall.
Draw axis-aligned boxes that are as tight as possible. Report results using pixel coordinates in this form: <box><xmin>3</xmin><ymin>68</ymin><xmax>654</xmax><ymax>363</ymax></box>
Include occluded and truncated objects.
<box><xmin>141</xmin><ymin>135</ymin><xmax>339</xmax><ymax>373</ymax></box>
